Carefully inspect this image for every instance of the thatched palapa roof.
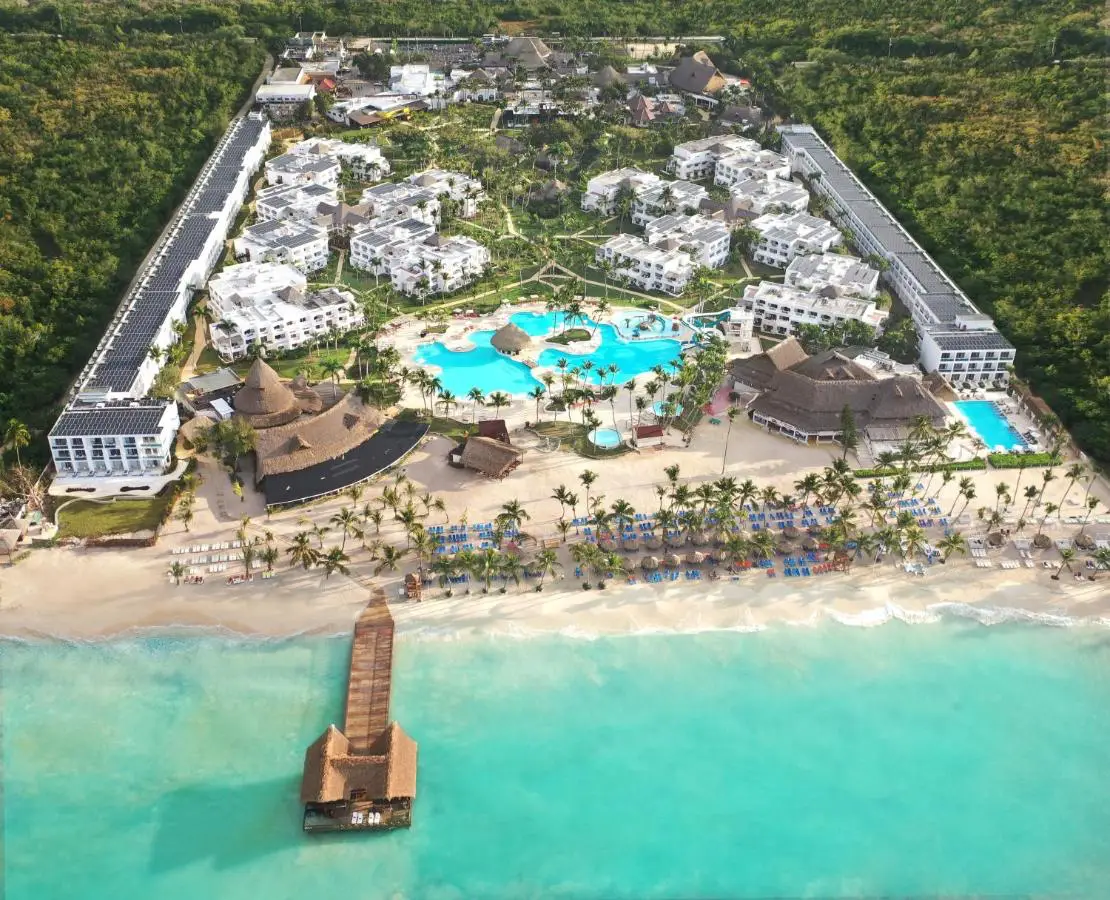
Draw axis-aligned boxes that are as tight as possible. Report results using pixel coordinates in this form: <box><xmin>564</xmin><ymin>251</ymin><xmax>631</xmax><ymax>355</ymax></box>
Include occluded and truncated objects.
<box><xmin>490</xmin><ymin>322</ymin><xmax>531</xmax><ymax>354</ymax></box>
<box><xmin>234</xmin><ymin>358</ymin><xmax>301</xmax><ymax>428</ymax></box>
<box><xmin>254</xmin><ymin>393</ymin><xmax>382</xmax><ymax>480</ymax></box>
<box><xmin>300</xmin><ymin>721</ymin><xmax>418</xmax><ymax>804</ymax></box>
<box><xmin>669</xmin><ymin>51</ymin><xmax>727</xmax><ymax>96</ymax></box>
<box><xmin>460</xmin><ymin>436</ymin><xmax>523</xmax><ymax>478</ymax></box>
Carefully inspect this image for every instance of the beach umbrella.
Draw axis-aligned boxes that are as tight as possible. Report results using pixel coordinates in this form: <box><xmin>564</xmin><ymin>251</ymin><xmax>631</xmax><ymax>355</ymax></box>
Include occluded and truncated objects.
<box><xmin>801</xmin><ymin>536</ymin><xmax>819</xmax><ymax>552</ymax></box>
<box><xmin>599</xmin><ymin>536</ymin><xmax>619</xmax><ymax>552</ymax></box>
<box><xmin>664</xmin><ymin>553</ymin><xmax>682</xmax><ymax>568</ymax></box>
<box><xmin>643</xmin><ymin>535</ymin><xmax>662</xmax><ymax>551</ymax></box>
<box><xmin>704</xmin><ymin>549</ymin><xmax>721</xmax><ymax>563</ymax></box>
<box><xmin>641</xmin><ymin>555</ymin><xmax>660</xmax><ymax>570</ymax></box>
<box><xmin>621</xmin><ymin>535</ymin><xmax>640</xmax><ymax>551</ymax></box>
<box><xmin>1075</xmin><ymin>533</ymin><xmax>1096</xmax><ymax>551</ymax></box>
<box><xmin>685</xmin><ymin>550</ymin><xmax>706</xmax><ymax>565</ymax></box>
<box><xmin>782</xmin><ymin>525</ymin><xmax>801</xmax><ymax>541</ymax></box>
<box><xmin>690</xmin><ymin>530</ymin><xmax>710</xmax><ymax>546</ymax></box>
<box><xmin>713</xmin><ymin>530</ymin><xmax>733</xmax><ymax>547</ymax></box>
<box><xmin>665</xmin><ymin>532</ymin><xmax>686</xmax><ymax>548</ymax></box>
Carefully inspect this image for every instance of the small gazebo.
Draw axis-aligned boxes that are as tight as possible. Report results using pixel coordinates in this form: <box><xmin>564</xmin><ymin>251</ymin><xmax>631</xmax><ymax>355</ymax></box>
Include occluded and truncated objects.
<box><xmin>490</xmin><ymin>323</ymin><xmax>531</xmax><ymax>356</ymax></box>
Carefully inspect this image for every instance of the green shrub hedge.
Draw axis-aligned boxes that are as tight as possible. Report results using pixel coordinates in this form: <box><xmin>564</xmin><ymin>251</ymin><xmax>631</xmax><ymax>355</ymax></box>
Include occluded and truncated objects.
<box><xmin>987</xmin><ymin>452</ymin><xmax>1060</xmax><ymax>468</ymax></box>
<box><xmin>853</xmin><ymin>458</ymin><xmax>987</xmax><ymax>479</ymax></box>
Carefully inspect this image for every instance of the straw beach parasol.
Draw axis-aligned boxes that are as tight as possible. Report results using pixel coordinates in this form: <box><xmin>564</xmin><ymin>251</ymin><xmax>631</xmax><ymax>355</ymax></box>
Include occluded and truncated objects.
<box><xmin>685</xmin><ymin>550</ymin><xmax>705</xmax><ymax>565</ymax></box>
<box><xmin>490</xmin><ymin>323</ymin><xmax>531</xmax><ymax>355</ymax></box>
<box><xmin>690</xmin><ymin>530</ymin><xmax>710</xmax><ymax>546</ymax></box>
<box><xmin>643</xmin><ymin>534</ymin><xmax>663</xmax><ymax>551</ymax></box>
<box><xmin>665</xmin><ymin>531</ymin><xmax>686</xmax><ymax>548</ymax></box>
<box><xmin>664</xmin><ymin>553</ymin><xmax>682</xmax><ymax>568</ymax></box>
<box><xmin>599</xmin><ymin>536</ymin><xmax>619</xmax><ymax>552</ymax></box>
<box><xmin>641</xmin><ymin>555</ymin><xmax>660</xmax><ymax>570</ymax></box>
<box><xmin>782</xmin><ymin>525</ymin><xmax>801</xmax><ymax>541</ymax></box>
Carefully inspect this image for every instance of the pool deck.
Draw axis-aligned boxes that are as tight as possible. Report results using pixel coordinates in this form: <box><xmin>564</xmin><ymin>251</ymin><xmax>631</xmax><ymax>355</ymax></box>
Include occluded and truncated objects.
<box><xmin>948</xmin><ymin>395</ymin><xmax>1043</xmax><ymax>452</ymax></box>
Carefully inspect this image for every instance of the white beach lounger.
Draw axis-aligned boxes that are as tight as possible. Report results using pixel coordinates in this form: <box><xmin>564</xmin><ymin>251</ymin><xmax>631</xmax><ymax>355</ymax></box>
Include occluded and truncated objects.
<box><xmin>1024</xmin><ymin>559</ymin><xmax>1035</xmax><ymax>568</ymax></box>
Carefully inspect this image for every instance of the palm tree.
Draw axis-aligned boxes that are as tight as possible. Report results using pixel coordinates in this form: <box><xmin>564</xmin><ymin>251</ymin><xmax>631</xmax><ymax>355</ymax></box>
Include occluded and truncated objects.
<box><xmin>1060</xmin><ymin>463</ymin><xmax>1087</xmax><ymax>509</ymax></box>
<box><xmin>467</xmin><ymin>387</ymin><xmax>485</xmax><ymax>424</ymax></box>
<box><xmin>722</xmin><ymin>533</ymin><xmax>750</xmax><ymax>568</ymax></box>
<box><xmin>176</xmin><ymin>502</ymin><xmax>194</xmax><ymax>532</ymax></box>
<box><xmin>528</xmin><ymin>385</ymin><xmax>547</xmax><ymax>422</ymax></box>
<box><xmin>320</xmin><ymin>357</ymin><xmax>345</xmax><ymax>387</ymax></box>
<box><xmin>555</xmin><ymin>519</ymin><xmax>572</xmax><ymax>543</ymax></box>
<box><xmin>374</xmin><ymin>544</ymin><xmax>405</xmax><ymax>576</ymax></box>
<box><xmin>749</xmin><ymin>530</ymin><xmax>776</xmax><ymax>563</ymax></box>
<box><xmin>429</xmin><ymin>556</ymin><xmax>457</xmax><ymax>593</ymax></box>
<box><xmin>532</xmin><ymin>548</ymin><xmax>562</xmax><ymax>590</ymax></box>
<box><xmin>1053</xmin><ymin>547</ymin><xmax>1077</xmax><ymax>580</ymax></box>
<box><xmin>500</xmin><ymin>554</ymin><xmax>525</xmax><ymax>592</ymax></box>
<box><xmin>551</xmin><ymin>485</ymin><xmax>572</xmax><ymax>519</ymax></box>
<box><xmin>993</xmin><ymin>481</ymin><xmax>1010</xmax><ymax>513</ymax></box>
<box><xmin>260</xmin><ymin>545</ymin><xmax>280</xmax><ymax>572</ymax></box>
<box><xmin>488</xmin><ymin>391</ymin><xmax>511</xmax><ymax>418</ymax></box>
<box><xmin>1036</xmin><ymin>502</ymin><xmax>1059</xmax><ymax>538</ymax></box>
<box><xmin>241</xmin><ymin>540</ymin><xmax>257</xmax><ymax>577</ymax></box>
<box><xmin>570</xmin><ymin>541</ymin><xmax>600</xmax><ymax>586</ymax></box>
<box><xmin>498</xmin><ymin>499</ymin><xmax>531</xmax><ymax>534</ymax></box>
<box><xmin>437</xmin><ymin>389</ymin><xmax>458</xmax><ymax>419</ymax></box>
<box><xmin>579</xmin><ymin>469</ymin><xmax>598</xmax><ymax>512</ymax></box>
<box><xmin>475</xmin><ymin>547</ymin><xmax>502</xmax><ymax>592</ymax></box>
<box><xmin>601</xmin><ymin>551</ymin><xmax>628</xmax><ymax>586</ymax></box>
<box><xmin>1020</xmin><ymin>484</ymin><xmax>1040</xmax><ymax>519</ymax></box>
<box><xmin>937</xmin><ymin>531</ymin><xmax>967</xmax><ymax>563</ymax></box>
<box><xmin>5</xmin><ymin>419</ymin><xmax>30</xmax><ymax>468</ymax></box>
<box><xmin>310</xmin><ymin>523</ymin><xmax>330</xmax><ymax>549</ymax></box>
<box><xmin>285</xmin><ymin>532</ymin><xmax>313</xmax><ymax>569</ymax></box>
<box><xmin>610</xmin><ymin>498</ymin><xmax>635</xmax><ymax>533</ymax></box>
<box><xmin>330</xmin><ymin>507</ymin><xmax>362</xmax><ymax>552</ymax></box>
<box><xmin>168</xmin><ymin>561</ymin><xmax>187</xmax><ymax>585</ymax></box>
<box><xmin>1077</xmin><ymin>497</ymin><xmax>1100</xmax><ymax>535</ymax></box>
<box><xmin>319</xmin><ymin>546</ymin><xmax>351</xmax><ymax>580</ymax></box>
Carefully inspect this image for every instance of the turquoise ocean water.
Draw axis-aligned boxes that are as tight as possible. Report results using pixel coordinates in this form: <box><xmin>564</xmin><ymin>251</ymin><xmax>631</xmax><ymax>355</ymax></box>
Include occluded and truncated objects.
<box><xmin>4</xmin><ymin>623</ymin><xmax>1110</xmax><ymax>899</ymax></box>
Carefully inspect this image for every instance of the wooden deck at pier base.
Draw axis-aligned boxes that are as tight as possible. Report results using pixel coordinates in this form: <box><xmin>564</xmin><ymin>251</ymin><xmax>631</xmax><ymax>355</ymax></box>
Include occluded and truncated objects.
<box><xmin>343</xmin><ymin>600</ymin><xmax>395</xmax><ymax>752</ymax></box>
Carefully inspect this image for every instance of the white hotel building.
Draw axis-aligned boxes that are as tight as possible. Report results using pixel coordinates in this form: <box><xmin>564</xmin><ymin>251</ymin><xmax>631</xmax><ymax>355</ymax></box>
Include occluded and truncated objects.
<box><xmin>668</xmin><ymin>135</ymin><xmax>759</xmax><ymax>180</ymax></box>
<box><xmin>264</xmin><ymin>151</ymin><xmax>341</xmax><ymax>188</ymax></box>
<box><xmin>727</xmin><ymin>176</ymin><xmax>810</xmax><ymax>214</ymax></box>
<box><xmin>256</xmin><ymin>182</ymin><xmax>339</xmax><ymax>223</ymax></box>
<box><xmin>785</xmin><ymin>252</ymin><xmax>880</xmax><ymax>299</ymax></box>
<box><xmin>349</xmin><ymin>217</ymin><xmax>437</xmax><ymax>274</ymax></box>
<box><xmin>389</xmin><ymin>235</ymin><xmax>491</xmax><ymax>297</ymax></box>
<box><xmin>713</xmin><ymin>147</ymin><xmax>792</xmax><ymax>186</ymax></box>
<box><xmin>289</xmin><ymin>137</ymin><xmax>391</xmax><ymax>182</ymax></box>
<box><xmin>233</xmin><ymin>219</ymin><xmax>330</xmax><ymax>272</ymax></box>
<box><xmin>630</xmin><ymin>180</ymin><xmax>709</xmax><ymax>226</ymax></box>
<box><xmin>778</xmin><ymin>124</ymin><xmax>1015</xmax><ymax>388</ymax></box>
<box><xmin>596</xmin><ymin>234</ymin><xmax>694</xmax><ymax>296</ymax></box>
<box><xmin>643</xmin><ymin>214</ymin><xmax>731</xmax><ymax>269</ymax></box>
<box><xmin>207</xmin><ymin>262</ymin><xmax>363</xmax><ymax>360</ymax></box>
<box><xmin>50</xmin><ymin>402</ymin><xmax>181</xmax><ymax>478</ymax></box>
<box><xmin>404</xmin><ymin>169</ymin><xmax>485</xmax><ymax>218</ymax></box>
<box><xmin>750</xmin><ymin>212</ymin><xmax>842</xmax><ymax>268</ymax></box>
<box><xmin>581</xmin><ymin>168</ymin><xmax>661</xmax><ymax>214</ymax></box>
<box><xmin>360</xmin><ymin>182</ymin><xmax>441</xmax><ymax>225</ymax></box>
<box><xmin>739</xmin><ymin>280</ymin><xmax>888</xmax><ymax>338</ymax></box>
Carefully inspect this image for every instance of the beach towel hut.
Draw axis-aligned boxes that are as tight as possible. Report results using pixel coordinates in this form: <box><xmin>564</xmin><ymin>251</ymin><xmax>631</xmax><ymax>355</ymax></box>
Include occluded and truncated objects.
<box><xmin>641</xmin><ymin>555</ymin><xmax>660</xmax><ymax>570</ymax></box>
<box><xmin>643</xmin><ymin>535</ymin><xmax>663</xmax><ymax>551</ymax></box>
<box><xmin>404</xmin><ymin>572</ymin><xmax>423</xmax><ymax>601</ymax></box>
<box><xmin>686</xmin><ymin>551</ymin><xmax>706</xmax><ymax>565</ymax></box>
<box><xmin>664</xmin><ymin>553</ymin><xmax>682</xmax><ymax>568</ymax></box>
<box><xmin>490</xmin><ymin>323</ymin><xmax>531</xmax><ymax>355</ymax></box>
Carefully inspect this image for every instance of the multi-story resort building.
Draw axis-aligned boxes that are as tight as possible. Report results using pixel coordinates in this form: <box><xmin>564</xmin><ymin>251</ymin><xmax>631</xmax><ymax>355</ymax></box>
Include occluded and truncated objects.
<box><xmin>713</xmin><ymin>147</ymin><xmax>792</xmax><ymax>186</ymax></box>
<box><xmin>750</xmin><ymin>211</ymin><xmax>842</xmax><ymax>267</ymax></box>
<box><xmin>643</xmin><ymin>214</ymin><xmax>731</xmax><ymax>269</ymax></box>
<box><xmin>668</xmin><ymin>135</ymin><xmax>757</xmax><ymax>180</ymax></box>
<box><xmin>389</xmin><ymin>235</ymin><xmax>490</xmax><ymax>297</ymax></box>
<box><xmin>264</xmin><ymin>151</ymin><xmax>341</xmax><ymax>188</ymax></box>
<box><xmin>784</xmin><ymin>252</ymin><xmax>880</xmax><ymax>299</ymax></box>
<box><xmin>256</xmin><ymin>182</ymin><xmax>339</xmax><ymax>223</ymax></box>
<box><xmin>360</xmin><ymin>183</ymin><xmax>441</xmax><ymax>225</ymax></box>
<box><xmin>630</xmin><ymin>180</ymin><xmax>709</xmax><ymax>226</ymax></box>
<box><xmin>233</xmin><ymin>219</ymin><xmax>330</xmax><ymax>272</ymax></box>
<box><xmin>738</xmin><ymin>280</ymin><xmax>889</xmax><ymax>338</ymax></box>
<box><xmin>581</xmin><ymin>168</ymin><xmax>661</xmax><ymax>214</ymax></box>
<box><xmin>349</xmin><ymin>217</ymin><xmax>437</xmax><ymax>274</ymax></box>
<box><xmin>207</xmin><ymin>262</ymin><xmax>363</xmax><ymax>360</ymax></box>
<box><xmin>289</xmin><ymin>137</ymin><xmax>391</xmax><ymax>182</ymax></box>
<box><xmin>596</xmin><ymin>234</ymin><xmax>694</xmax><ymax>296</ymax></box>
<box><xmin>50</xmin><ymin>113</ymin><xmax>272</xmax><ymax>483</ymax></box>
<box><xmin>727</xmin><ymin>176</ymin><xmax>810</xmax><ymax>214</ymax></box>
<box><xmin>403</xmin><ymin>169</ymin><xmax>485</xmax><ymax>217</ymax></box>
<box><xmin>778</xmin><ymin>124</ymin><xmax>1016</xmax><ymax>388</ymax></box>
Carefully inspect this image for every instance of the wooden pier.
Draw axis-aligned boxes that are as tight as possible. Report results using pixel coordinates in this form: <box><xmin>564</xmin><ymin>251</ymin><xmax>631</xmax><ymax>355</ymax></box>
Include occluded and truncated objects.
<box><xmin>300</xmin><ymin>598</ymin><xmax>417</xmax><ymax>834</ymax></box>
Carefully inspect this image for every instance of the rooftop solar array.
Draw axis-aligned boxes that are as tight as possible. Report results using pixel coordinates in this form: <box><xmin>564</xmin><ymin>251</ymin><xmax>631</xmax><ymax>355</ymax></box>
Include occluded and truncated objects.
<box><xmin>930</xmin><ymin>330</ymin><xmax>1014</xmax><ymax>352</ymax></box>
<box><xmin>52</xmin><ymin>403</ymin><xmax>168</xmax><ymax>438</ymax></box>
<box><xmin>70</xmin><ymin>114</ymin><xmax>271</xmax><ymax>417</ymax></box>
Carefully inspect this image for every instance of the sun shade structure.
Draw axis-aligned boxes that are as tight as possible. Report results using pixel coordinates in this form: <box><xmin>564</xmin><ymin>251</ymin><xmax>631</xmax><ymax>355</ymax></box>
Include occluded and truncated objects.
<box><xmin>254</xmin><ymin>393</ymin><xmax>382</xmax><ymax>480</ymax></box>
<box><xmin>233</xmin><ymin>358</ymin><xmax>301</xmax><ymax>428</ymax></box>
<box><xmin>459</xmin><ymin>435</ymin><xmax>524</xmax><ymax>478</ymax></box>
<box><xmin>669</xmin><ymin>51</ymin><xmax>727</xmax><ymax>96</ymax></box>
<box><xmin>490</xmin><ymin>323</ymin><xmax>531</xmax><ymax>354</ymax></box>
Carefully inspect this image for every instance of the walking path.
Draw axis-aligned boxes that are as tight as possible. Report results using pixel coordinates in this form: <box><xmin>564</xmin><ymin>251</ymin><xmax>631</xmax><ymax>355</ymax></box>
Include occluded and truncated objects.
<box><xmin>180</xmin><ymin>314</ymin><xmax>208</xmax><ymax>382</ymax></box>
<box><xmin>335</xmin><ymin>249</ymin><xmax>346</xmax><ymax>284</ymax></box>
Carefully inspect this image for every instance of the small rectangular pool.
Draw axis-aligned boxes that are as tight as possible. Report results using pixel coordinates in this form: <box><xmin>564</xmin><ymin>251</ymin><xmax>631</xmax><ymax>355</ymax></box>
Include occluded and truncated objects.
<box><xmin>954</xmin><ymin>400</ymin><xmax>1026</xmax><ymax>451</ymax></box>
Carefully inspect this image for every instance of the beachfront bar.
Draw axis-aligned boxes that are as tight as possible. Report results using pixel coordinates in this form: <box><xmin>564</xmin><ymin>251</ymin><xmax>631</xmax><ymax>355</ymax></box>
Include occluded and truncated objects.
<box><xmin>300</xmin><ymin>600</ymin><xmax>417</xmax><ymax>833</ymax></box>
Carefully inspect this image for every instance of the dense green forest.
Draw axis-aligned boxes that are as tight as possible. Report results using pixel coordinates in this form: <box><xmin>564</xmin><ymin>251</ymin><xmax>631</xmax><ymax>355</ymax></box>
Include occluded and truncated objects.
<box><xmin>0</xmin><ymin>31</ymin><xmax>265</xmax><ymax>443</ymax></box>
<box><xmin>0</xmin><ymin>1</ymin><xmax>1105</xmax><ymax>462</ymax></box>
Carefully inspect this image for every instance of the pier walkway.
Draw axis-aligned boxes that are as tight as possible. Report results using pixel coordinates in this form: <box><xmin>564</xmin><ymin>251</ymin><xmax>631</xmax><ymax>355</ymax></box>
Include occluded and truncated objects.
<box><xmin>343</xmin><ymin>599</ymin><xmax>395</xmax><ymax>752</ymax></box>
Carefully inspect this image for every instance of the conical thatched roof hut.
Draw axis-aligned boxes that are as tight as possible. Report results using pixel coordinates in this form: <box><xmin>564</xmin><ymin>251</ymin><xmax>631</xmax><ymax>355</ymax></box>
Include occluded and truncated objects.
<box><xmin>234</xmin><ymin>358</ymin><xmax>301</xmax><ymax>428</ymax></box>
<box><xmin>592</xmin><ymin>65</ymin><xmax>626</xmax><ymax>88</ymax></box>
<box><xmin>490</xmin><ymin>323</ymin><xmax>531</xmax><ymax>355</ymax></box>
<box><xmin>641</xmin><ymin>555</ymin><xmax>659</xmax><ymax>570</ymax></box>
<box><xmin>664</xmin><ymin>553</ymin><xmax>682</xmax><ymax>568</ymax></box>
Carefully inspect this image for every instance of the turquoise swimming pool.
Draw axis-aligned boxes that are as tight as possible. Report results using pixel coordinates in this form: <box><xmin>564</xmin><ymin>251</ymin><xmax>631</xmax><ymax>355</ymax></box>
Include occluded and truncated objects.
<box><xmin>954</xmin><ymin>400</ymin><xmax>1026</xmax><ymax>451</ymax></box>
<box><xmin>587</xmin><ymin>427</ymin><xmax>623</xmax><ymax>449</ymax></box>
<box><xmin>415</xmin><ymin>314</ymin><xmax>683</xmax><ymax>395</ymax></box>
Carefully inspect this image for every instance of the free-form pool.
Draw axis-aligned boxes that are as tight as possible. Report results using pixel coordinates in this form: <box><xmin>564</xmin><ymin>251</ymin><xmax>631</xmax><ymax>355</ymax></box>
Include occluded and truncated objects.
<box><xmin>587</xmin><ymin>427</ymin><xmax>623</xmax><ymax>449</ymax></box>
<box><xmin>415</xmin><ymin>316</ymin><xmax>683</xmax><ymax>395</ymax></box>
<box><xmin>954</xmin><ymin>400</ymin><xmax>1026</xmax><ymax>451</ymax></box>
<box><xmin>653</xmin><ymin>400</ymin><xmax>684</xmax><ymax>417</ymax></box>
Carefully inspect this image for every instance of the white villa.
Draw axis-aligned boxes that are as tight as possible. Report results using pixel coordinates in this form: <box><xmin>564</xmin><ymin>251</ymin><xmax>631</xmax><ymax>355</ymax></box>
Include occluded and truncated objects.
<box><xmin>390</xmin><ymin>63</ymin><xmax>446</xmax><ymax>96</ymax></box>
<box><xmin>233</xmin><ymin>219</ymin><xmax>330</xmax><ymax>272</ymax></box>
<box><xmin>289</xmin><ymin>137</ymin><xmax>391</xmax><ymax>182</ymax></box>
<box><xmin>50</xmin><ymin>401</ymin><xmax>181</xmax><ymax>479</ymax></box>
<box><xmin>596</xmin><ymin>234</ymin><xmax>693</xmax><ymax>296</ymax></box>
<box><xmin>581</xmin><ymin>167</ymin><xmax>661</xmax><ymax>214</ymax></box>
<box><xmin>785</xmin><ymin>252</ymin><xmax>880</xmax><ymax>299</ymax></box>
<box><xmin>264</xmin><ymin>151</ymin><xmax>341</xmax><ymax>188</ymax></box>
<box><xmin>739</xmin><ymin>280</ymin><xmax>889</xmax><ymax>337</ymax></box>
<box><xmin>349</xmin><ymin>216</ymin><xmax>437</xmax><ymax>274</ymax></box>
<box><xmin>643</xmin><ymin>213</ymin><xmax>731</xmax><ymax>269</ymax></box>
<box><xmin>255</xmin><ymin>182</ymin><xmax>339</xmax><ymax>224</ymax></box>
<box><xmin>727</xmin><ymin>176</ymin><xmax>810</xmax><ymax>214</ymax></box>
<box><xmin>750</xmin><ymin>211</ymin><xmax>842</xmax><ymax>268</ymax></box>
<box><xmin>404</xmin><ymin>169</ymin><xmax>485</xmax><ymax>217</ymax></box>
<box><xmin>630</xmin><ymin>180</ymin><xmax>709</xmax><ymax>226</ymax></box>
<box><xmin>207</xmin><ymin>262</ymin><xmax>363</xmax><ymax>360</ymax></box>
<box><xmin>389</xmin><ymin>235</ymin><xmax>490</xmax><ymax>297</ymax></box>
<box><xmin>713</xmin><ymin>147</ymin><xmax>792</xmax><ymax>185</ymax></box>
<box><xmin>668</xmin><ymin>135</ymin><xmax>758</xmax><ymax>180</ymax></box>
<box><xmin>360</xmin><ymin>182</ymin><xmax>441</xmax><ymax>225</ymax></box>
<box><xmin>778</xmin><ymin>124</ymin><xmax>1016</xmax><ymax>388</ymax></box>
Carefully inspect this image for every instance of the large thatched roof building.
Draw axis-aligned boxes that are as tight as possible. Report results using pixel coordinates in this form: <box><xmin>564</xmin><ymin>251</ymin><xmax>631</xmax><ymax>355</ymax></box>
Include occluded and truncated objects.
<box><xmin>455</xmin><ymin>435</ymin><xmax>523</xmax><ymax>479</ymax></box>
<box><xmin>233</xmin><ymin>358</ymin><xmax>302</xmax><ymax>428</ymax></box>
<box><xmin>490</xmin><ymin>322</ymin><xmax>531</xmax><ymax>354</ymax></box>
<box><xmin>669</xmin><ymin>51</ymin><xmax>727</xmax><ymax>97</ymax></box>
<box><xmin>254</xmin><ymin>393</ymin><xmax>381</xmax><ymax>480</ymax></box>
<box><xmin>301</xmin><ymin>722</ymin><xmax>418</xmax><ymax>805</ymax></box>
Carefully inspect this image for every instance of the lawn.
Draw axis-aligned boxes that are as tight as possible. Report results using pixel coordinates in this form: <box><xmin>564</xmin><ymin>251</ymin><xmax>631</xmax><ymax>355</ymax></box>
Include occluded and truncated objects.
<box><xmin>532</xmin><ymin>419</ymin><xmax>630</xmax><ymax>459</ymax></box>
<box><xmin>547</xmin><ymin>328</ymin><xmax>591</xmax><ymax>345</ymax></box>
<box><xmin>56</xmin><ymin>496</ymin><xmax>173</xmax><ymax>539</ymax></box>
